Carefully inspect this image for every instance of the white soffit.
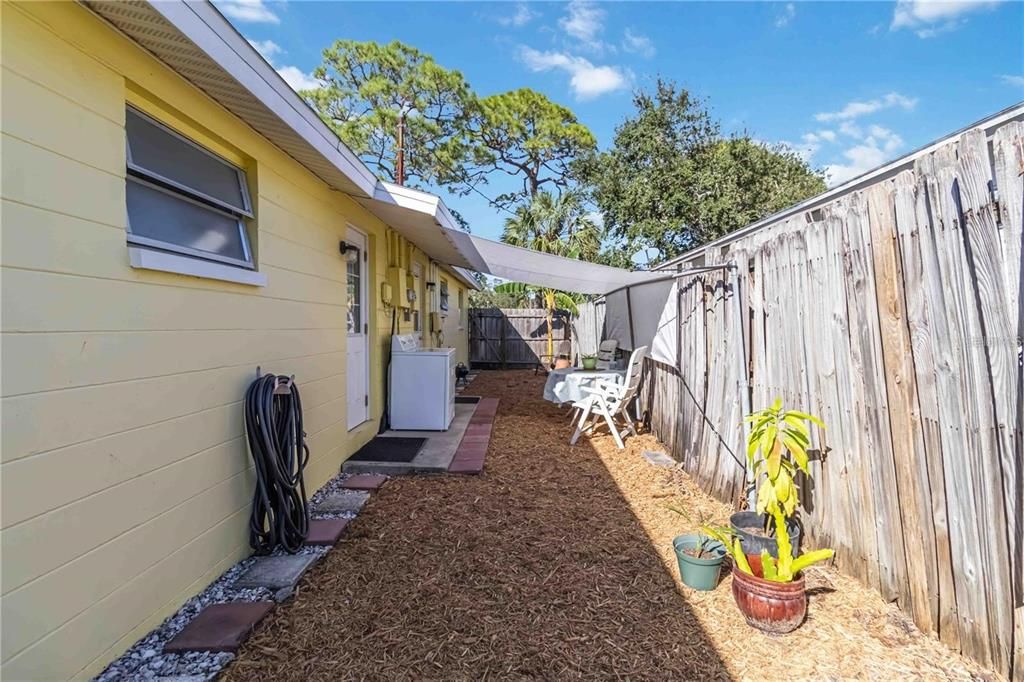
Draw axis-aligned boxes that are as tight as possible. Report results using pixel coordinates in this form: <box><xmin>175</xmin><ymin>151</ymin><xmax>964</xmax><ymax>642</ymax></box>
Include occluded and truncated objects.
<box><xmin>83</xmin><ymin>0</ymin><xmax>377</xmax><ymax>198</ymax></box>
<box><xmin>357</xmin><ymin>183</ymin><xmax>475</xmax><ymax>269</ymax></box>
<box><xmin>450</xmin><ymin>267</ymin><xmax>482</xmax><ymax>291</ymax></box>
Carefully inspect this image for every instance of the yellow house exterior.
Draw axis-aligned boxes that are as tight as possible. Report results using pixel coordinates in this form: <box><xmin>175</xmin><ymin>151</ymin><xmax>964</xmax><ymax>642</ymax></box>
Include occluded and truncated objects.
<box><xmin>1</xmin><ymin>2</ymin><xmax>473</xmax><ymax>679</ymax></box>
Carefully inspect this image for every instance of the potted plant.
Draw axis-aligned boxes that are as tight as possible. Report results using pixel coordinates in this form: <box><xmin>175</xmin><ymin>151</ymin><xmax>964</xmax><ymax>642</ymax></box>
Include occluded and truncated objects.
<box><xmin>730</xmin><ymin>399</ymin><xmax>821</xmax><ymax>556</ymax></box>
<box><xmin>726</xmin><ymin>399</ymin><xmax>834</xmax><ymax>633</ymax></box>
<box><xmin>580</xmin><ymin>353</ymin><xmax>598</xmax><ymax>370</ymax></box>
<box><xmin>667</xmin><ymin>507</ymin><xmax>733</xmax><ymax>591</ymax></box>
<box><xmin>725</xmin><ymin>513</ymin><xmax>834</xmax><ymax>634</ymax></box>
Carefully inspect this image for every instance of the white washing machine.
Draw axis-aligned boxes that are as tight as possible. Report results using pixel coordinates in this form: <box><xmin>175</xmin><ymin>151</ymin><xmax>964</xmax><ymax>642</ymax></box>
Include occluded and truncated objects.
<box><xmin>389</xmin><ymin>333</ymin><xmax>456</xmax><ymax>430</ymax></box>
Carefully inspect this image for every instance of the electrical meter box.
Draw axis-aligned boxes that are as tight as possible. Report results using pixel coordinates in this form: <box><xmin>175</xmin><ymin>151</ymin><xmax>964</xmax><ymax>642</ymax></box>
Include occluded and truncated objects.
<box><xmin>387</xmin><ymin>267</ymin><xmax>410</xmax><ymax>308</ymax></box>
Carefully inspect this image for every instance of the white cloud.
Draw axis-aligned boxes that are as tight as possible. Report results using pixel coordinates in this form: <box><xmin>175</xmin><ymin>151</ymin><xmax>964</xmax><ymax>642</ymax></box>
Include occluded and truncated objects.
<box><xmin>825</xmin><ymin>125</ymin><xmax>905</xmax><ymax>186</ymax></box>
<box><xmin>244</xmin><ymin>37</ymin><xmax>314</xmax><ymax>91</ymax></box>
<box><xmin>839</xmin><ymin>121</ymin><xmax>863</xmax><ymax>137</ymax></box>
<box><xmin>622</xmin><ymin>28</ymin><xmax>656</xmax><ymax>58</ymax></box>
<box><xmin>775</xmin><ymin>2</ymin><xmax>796</xmax><ymax>27</ymax></box>
<box><xmin>780</xmin><ymin>129</ymin><xmax>840</xmax><ymax>163</ymax></box>
<box><xmin>519</xmin><ymin>46</ymin><xmax>630</xmax><ymax>99</ymax></box>
<box><xmin>1000</xmin><ymin>74</ymin><xmax>1024</xmax><ymax>88</ymax></box>
<box><xmin>815</xmin><ymin>92</ymin><xmax>918</xmax><ymax>122</ymax></box>
<box><xmin>559</xmin><ymin>0</ymin><xmax>607</xmax><ymax>50</ymax></box>
<box><xmin>215</xmin><ymin>0</ymin><xmax>280</xmax><ymax>24</ymax></box>
<box><xmin>891</xmin><ymin>0</ymin><xmax>1004</xmax><ymax>37</ymax></box>
<box><xmin>277</xmin><ymin>66</ymin><xmax>319</xmax><ymax>92</ymax></box>
<box><xmin>248</xmin><ymin>39</ymin><xmax>283</xmax><ymax>62</ymax></box>
<box><xmin>498</xmin><ymin>3</ymin><xmax>538</xmax><ymax>28</ymax></box>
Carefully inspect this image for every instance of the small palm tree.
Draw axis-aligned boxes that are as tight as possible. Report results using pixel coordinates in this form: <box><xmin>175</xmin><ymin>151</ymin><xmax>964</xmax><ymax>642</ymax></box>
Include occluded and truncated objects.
<box><xmin>500</xmin><ymin>192</ymin><xmax>601</xmax><ymax>363</ymax></box>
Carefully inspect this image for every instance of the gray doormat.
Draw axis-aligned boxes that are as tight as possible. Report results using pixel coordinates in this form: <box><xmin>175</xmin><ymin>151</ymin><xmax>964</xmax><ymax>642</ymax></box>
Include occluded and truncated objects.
<box><xmin>455</xmin><ymin>396</ymin><xmax>480</xmax><ymax>404</ymax></box>
<box><xmin>349</xmin><ymin>437</ymin><xmax>426</xmax><ymax>463</ymax></box>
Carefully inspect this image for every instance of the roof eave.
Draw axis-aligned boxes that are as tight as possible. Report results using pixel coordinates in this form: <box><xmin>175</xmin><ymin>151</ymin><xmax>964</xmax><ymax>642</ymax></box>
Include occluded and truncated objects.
<box><xmin>84</xmin><ymin>0</ymin><xmax>378</xmax><ymax>198</ymax></box>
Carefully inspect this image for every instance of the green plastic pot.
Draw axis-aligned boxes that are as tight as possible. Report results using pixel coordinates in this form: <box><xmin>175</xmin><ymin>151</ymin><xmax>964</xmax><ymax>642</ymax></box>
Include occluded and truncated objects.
<box><xmin>673</xmin><ymin>534</ymin><xmax>726</xmax><ymax>591</ymax></box>
<box><xmin>581</xmin><ymin>357</ymin><xmax>598</xmax><ymax>370</ymax></box>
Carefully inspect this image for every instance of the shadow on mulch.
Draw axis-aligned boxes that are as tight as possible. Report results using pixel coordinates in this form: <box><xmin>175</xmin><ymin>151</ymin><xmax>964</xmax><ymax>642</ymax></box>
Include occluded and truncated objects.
<box><xmin>223</xmin><ymin>370</ymin><xmax>730</xmax><ymax>680</ymax></box>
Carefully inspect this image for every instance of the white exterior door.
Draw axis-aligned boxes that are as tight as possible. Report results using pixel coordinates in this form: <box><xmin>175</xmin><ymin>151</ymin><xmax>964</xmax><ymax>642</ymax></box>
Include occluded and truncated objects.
<box><xmin>345</xmin><ymin>227</ymin><xmax>369</xmax><ymax>429</ymax></box>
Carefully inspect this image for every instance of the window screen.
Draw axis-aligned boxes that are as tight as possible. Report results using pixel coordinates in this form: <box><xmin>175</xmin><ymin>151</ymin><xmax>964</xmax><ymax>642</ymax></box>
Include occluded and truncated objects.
<box><xmin>125</xmin><ymin>107</ymin><xmax>253</xmax><ymax>268</ymax></box>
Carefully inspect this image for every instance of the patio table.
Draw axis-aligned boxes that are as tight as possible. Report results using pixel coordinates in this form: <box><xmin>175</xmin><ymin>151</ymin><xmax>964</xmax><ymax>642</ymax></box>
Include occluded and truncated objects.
<box><xmin>543</xmin><ymin>367</ymin><xmax>626</xmax><ymax>405</ymax></box>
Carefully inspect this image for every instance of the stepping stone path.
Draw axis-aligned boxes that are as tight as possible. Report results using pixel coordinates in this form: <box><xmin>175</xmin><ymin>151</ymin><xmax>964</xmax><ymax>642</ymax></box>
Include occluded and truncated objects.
<box><xmin>163</xmin><ymin>602</ymin><xmax>273</xmax><ymax>653</ymax></box>
<box><xmin>341</xmin><ymin>473</ymin><xmax>387</xmax><ymax>491</ymax></box>
<box><xmin>314</xmin><ymin>490</ymin><xmax>370</xmax><ymax>515</ymax></box>
<box><xmin>449</xmin><ymin>398</ymin><xmax>498</xmax><ymax>475</ymax></box>
<box><xmin>306</xmin><ymin>518</ymin><xmax>349</xmax><ymax>546</ymax></box>
<box><xmin>642</xmin><ymin>450</ymin><xmax>676</xmax><ymax>467</ymax></box>
<box><xmin>234</xmin><ymin>554</ymin><xmax>318</xmax><ymax>592</ymax></box>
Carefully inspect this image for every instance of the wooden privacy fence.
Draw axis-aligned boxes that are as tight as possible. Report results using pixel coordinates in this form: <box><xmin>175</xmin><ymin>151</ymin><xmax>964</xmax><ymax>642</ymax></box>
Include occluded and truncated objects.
<box><xmin>469</xmin><ymin>308</ymin><xmax>571</xmax><ymax>367</ymax></box>
<box><xmin>640</xmin><ymin>123</ymin><xmax>1022</xmax><ymax>678</ymax></box>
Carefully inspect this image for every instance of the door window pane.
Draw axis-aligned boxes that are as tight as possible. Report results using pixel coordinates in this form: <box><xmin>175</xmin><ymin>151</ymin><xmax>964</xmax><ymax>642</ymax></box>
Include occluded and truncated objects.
<box><xmin>346</xmin><ymin>247</ymin><xmax>362</xmax><ymax>334</ymax></box>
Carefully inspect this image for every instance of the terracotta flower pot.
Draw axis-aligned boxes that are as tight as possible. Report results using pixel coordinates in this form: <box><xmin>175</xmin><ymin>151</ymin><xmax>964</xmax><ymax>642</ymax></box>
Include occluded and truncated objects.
<box><xmin>731</xmin><ymin>553</ymin><xmax>806</xmax><ymax>634</ymax></box>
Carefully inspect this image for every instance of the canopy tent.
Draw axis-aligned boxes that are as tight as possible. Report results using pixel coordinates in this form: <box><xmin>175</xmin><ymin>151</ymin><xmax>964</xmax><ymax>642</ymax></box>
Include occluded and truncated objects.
<box><xmin>360</xmin><ymin>182</ymin><xmax>663</xmax><ymax>296</ymax></box>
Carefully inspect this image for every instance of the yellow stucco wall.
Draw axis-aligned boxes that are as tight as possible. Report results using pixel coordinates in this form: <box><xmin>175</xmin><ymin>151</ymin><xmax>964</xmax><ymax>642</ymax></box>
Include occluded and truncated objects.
<box><xmin>0</xmin><ymin>2</ymin><xmax>469</xmax><ymax>679</ymax></box>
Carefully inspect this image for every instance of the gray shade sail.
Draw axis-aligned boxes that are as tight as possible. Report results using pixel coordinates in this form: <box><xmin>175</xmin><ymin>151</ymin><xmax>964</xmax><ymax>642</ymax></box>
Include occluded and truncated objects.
<box><xmin>362</xmin><ymin>182</ymin><xmax>661</xmax><ymax>296</ymax></box>
<box><xmin>442</xmin><ymin>229</ymin><xmax>663</xmax><ymax>295</ymax></box>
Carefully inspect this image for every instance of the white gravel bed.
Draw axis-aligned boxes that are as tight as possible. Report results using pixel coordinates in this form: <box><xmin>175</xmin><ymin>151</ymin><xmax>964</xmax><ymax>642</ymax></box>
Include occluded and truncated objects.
<box><xmin>93</xmin><ymin>559</ymin><xmax>269</xmax><ymax>681</ymax></box>
<box><xmin>308</xmin><ymin>470</ymin><xmax>386</xmax><ymax>520</ymax></box>
<box><xmin>95</xmin><ymin>470</ymin><xmax>368</xmax><ymax>680</ymax></box>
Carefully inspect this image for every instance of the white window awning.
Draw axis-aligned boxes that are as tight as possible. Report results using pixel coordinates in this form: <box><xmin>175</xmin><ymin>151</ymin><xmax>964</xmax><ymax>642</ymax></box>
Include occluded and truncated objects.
<box><xmin>361</xmin><ymin>182</ymin><xmax>662</xmax><ymax>295</ymax></box>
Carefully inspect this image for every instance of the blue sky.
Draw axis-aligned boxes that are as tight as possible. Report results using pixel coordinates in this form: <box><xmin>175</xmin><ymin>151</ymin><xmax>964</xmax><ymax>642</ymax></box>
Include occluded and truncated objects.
<box><xmin>218</xmin><ymin>0</ymin><xmax>1023</xmax><ymax>241</ymax></box>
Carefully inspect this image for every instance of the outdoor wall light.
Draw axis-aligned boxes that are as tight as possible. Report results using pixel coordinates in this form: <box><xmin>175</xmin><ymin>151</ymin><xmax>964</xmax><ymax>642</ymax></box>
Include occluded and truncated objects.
<box><xmin>339</xmin><ymin>240</ymin><xmax>360</xmax><ymax>263</ymax></box>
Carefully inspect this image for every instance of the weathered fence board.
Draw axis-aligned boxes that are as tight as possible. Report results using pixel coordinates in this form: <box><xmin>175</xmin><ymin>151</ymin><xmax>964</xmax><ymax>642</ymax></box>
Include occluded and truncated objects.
<box><xmin>637</xmin><ymin>119</ymin><xmax>1023</xmax><ymax>679</ymax></box>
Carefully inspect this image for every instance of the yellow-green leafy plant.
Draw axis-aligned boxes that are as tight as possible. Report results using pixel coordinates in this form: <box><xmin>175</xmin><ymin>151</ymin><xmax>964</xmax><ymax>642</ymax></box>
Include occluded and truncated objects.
<box><xmin>746</xmin><ymin>398</ymin><xmax>822</xmax><ymax>520</ymax></box>
<box><xmin>733</xmin><ymin>399</ymin><xmax>835</xmax><ymax>582</ymax></box>
<box><xmin>726</xmin><ymin>515</ymin><xmax>834</xmax><ymax>582</ymax></box>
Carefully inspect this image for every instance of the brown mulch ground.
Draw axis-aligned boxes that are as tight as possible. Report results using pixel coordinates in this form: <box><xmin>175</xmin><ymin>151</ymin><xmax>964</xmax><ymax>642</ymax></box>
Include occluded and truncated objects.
<box><xmin>223</xmin><ymin>370</ymin><xmax>992</xmax><ymax>681</ymax></box>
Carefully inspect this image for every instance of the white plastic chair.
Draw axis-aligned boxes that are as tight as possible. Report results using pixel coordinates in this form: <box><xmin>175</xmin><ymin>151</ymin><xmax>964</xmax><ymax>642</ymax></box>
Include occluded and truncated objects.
<box><xmin>594</xmin><ymin>339</ymin><xmax>619</xmax><ymax>369</ymax></box>
<box><xmin>569</xmin><ymin>345</ymin><xmax>648</xmax><ymax>450</ymax></box>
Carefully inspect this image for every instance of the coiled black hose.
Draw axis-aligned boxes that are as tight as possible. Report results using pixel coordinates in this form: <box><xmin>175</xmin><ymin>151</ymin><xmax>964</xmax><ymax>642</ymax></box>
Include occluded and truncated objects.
<box><xmin>244</xmin><ymin>374</ymin><xmax>309</xmax><ymax>554</ymax></box>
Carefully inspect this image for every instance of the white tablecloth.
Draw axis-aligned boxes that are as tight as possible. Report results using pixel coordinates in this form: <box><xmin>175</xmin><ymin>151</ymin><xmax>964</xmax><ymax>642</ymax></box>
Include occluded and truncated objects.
<box><xmin>543</xmin><ymin>368</ymin><xmax>626</xmax><ymax>404</ymax></box>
